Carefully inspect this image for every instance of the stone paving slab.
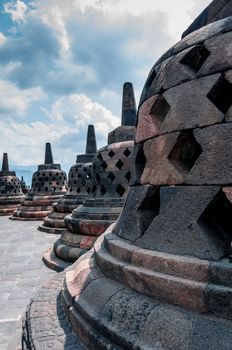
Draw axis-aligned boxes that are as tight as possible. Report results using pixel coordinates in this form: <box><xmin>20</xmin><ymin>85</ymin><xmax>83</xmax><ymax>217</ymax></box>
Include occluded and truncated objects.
<box><xmin>0</xmin><ymin>216</ymin><xmax>58</xmax><ymax>350</ymax></box>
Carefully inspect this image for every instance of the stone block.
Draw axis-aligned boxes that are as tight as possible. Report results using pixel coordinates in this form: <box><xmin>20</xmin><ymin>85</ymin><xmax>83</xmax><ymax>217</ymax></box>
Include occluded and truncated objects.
<box><xmin>136</xmin><ymin>74</ymin><xmax>223</xmax><ymax>142</ymax></box>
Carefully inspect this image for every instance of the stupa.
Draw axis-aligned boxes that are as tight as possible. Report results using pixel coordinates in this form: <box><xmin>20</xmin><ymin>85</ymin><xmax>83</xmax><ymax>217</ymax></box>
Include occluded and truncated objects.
<box><xmin>23</xmin><ymin>1</ymin><xmax>232</xmax><ymax>348</ymax></box>
<box><xmin>0</xmin><ymin>153</ymin><xmax>24</xmax><ymax>216</ymax></box>
<box><xmin>38</xmin><ymin>125</ymin><xmax>97</xmax><ymax>234</ymax></box>
<box><xmin>20</xmin><ymin>176</ymin><xmax>28</xmax><ymax>194</ymax></box>
<box><xmin>11</xmin><ymin>143</ymin><xmax>67</xmax><ymax>221</ymax></box>
<box><xmin>43</xmin><ymin>82</ymin><xmax>136</xmax><ymax>271</ymax></box>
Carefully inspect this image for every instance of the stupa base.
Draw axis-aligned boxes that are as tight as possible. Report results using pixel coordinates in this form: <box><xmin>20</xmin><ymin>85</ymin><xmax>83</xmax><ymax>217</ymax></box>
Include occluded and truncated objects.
<box><xmin>38</xmin><ymin>211</ymin><xmax>67</xmax><ymax>233</ymax></box>
<box><xmin>10</xmin><ymin>216</ymin><xmax>43</xmax><ymax>221</ymax></box>
<box><xmin>37</xmin><ymin>225</ymin><xmax>66</xmax><ymax>234</ymax></box>
<box><xmin>22</xmin><ymin>272</ymin><xmax>85</xmax><ymax>350</ymax></box>
<box><xmin>0</xmin><ymin>205</ymin><xmax>19</xmax><ymax>216</ymax></box>
<box><xmin>23</xmin><ymin>235</ymin><xmax>232</xmax><ymax>350</ymax></box>
<box><xmin>42</xmin><ymin>248</ymin><xmax>71</xmax><ymax>272</ymax></box>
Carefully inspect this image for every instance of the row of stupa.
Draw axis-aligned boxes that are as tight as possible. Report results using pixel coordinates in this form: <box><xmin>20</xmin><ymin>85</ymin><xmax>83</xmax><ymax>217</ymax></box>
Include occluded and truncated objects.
<box><xmin>22</xmin><ymin>0</ymin><xmax>232</xmax><ymax>348</ymax></box>
<box><xmin>1</xmin><ymin>82</ymin><xmax>137</xmax><ymax>273</ymax></box>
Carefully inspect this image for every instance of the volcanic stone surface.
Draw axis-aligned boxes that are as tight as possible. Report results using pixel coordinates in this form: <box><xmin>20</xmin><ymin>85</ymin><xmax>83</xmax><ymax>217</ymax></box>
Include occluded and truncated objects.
<box><xmin>23</xmin><ymin>2</ymin><xmax>232</xmax><ymax>349</ymax></box>
<box><xmin>38</xmin><ymin>125</ymin><xmax>97</xmax><ymax>234</ymax></box>
<box><xmin>44</xmin><ymin>82</ymin><xmax>136</xmax><ymax>271</ymax></box>
<box><xmin>0</xmin><ymin>153</ymin><xmax>25</xmax><ymax>216</ymax></box>
<box><xmin>11</xmin><ymin>143</ymin><xmax>67</xmax><ymax>221</ymax></box>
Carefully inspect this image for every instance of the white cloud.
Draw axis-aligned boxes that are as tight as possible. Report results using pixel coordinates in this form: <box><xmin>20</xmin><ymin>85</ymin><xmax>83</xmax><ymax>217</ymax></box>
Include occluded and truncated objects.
<box><xmin>0</xmin><ymin>93</ymin><xmax>119</xmax><ymax>167</ymax></box>
<box><xmin>3</xmin><ymin>0</ymin><xmax>28</xmax><ymax>22</ymax></box>
<box><xmin>0</xmin><ymin>80</ymin><xmax>45</xmax><ymax>116</ymax></box>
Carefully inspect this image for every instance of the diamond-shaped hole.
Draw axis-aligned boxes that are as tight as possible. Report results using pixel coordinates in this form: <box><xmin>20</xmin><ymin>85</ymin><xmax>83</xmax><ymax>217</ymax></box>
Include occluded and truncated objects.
<box><xmin>145</xmin><ymin>67</ymin><xmax>157</xmax><ymax>90</ymax></box>
<box><xmin>107</xmin><ymin>172</ymin><xmax>116</xmax><ymax>182</ymax></box>
<box><xmin>77</xmin><ymin>173</ymin><xmax>81</xmax><ymax>178</ymax></box>
<box><xmin>77</xmin><ymin>188</ymin><xmax>81</xmax><ymax>193</ymax></box>
<box><xmin>133</xmin><ymin>143</ymin><xmax>147</xmax><ymax>184</ymax></box>
<box><xmin>168</xmin><ymin>130</ymin><xmax>202</xmax><ymax>173</ymax></box>
<box><xmin>198</xmin><ymin>189</ymin><xmax>232</xmax><ymax>258</ymax></box>
<box><xmin>100</xmin><ymin>185</ymin><xmax>107</xmax><ymax>196</ymax></box>
<box><xmin>108</xmin><ymin>150</ymin><xmax>115</xmax><ymax>158</ymax></box>
<box><xmin>116</xmin><ymin>184</ymin><xmax>125</xmax><ymax>197</ymax></box>
<box><xmin>101</xmin><ymin>161</ymin><xmax>107</xmax><ymax>170</ymax></box>
<box><xmin>97</xmin><ymin>153</ymin><xmax>103</xmax><ymax>160</ymax></box>
<box><xmin>207</xmin><ymin>75</ymin><xmax>232</xmax><ymax>114</ymax></box>
<box><xmin>180</xmin><ymin>45</ymin><xmax>210</xmax><ymax>72</ymax></box>
<box><xmin>95</xmin><ymin>173</ymin><xmax>100</xmax><ymax>182</ymax></box>
<box><xmin>125</xmin><ymin>171</ymin><xmax>131</xmax><ymax>182</ymax></box>
<box><xmin>150</xmin><ymin>95</ymin><xmax>170</xmax><ymax>123</ymax></box>
<box><xmin>123</xmin><ymin>148</ymin><xmax>131</xmax><ymax>157</ymax></box>
<box><xmin>115</xmin><ymin>159</ymin><xmax>124</xmax><ymax>169</ymax></box>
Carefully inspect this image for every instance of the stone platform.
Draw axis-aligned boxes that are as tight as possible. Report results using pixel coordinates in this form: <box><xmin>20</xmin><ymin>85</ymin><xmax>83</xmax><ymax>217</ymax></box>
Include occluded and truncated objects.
<box><xmin>0</xmin><ymin>216</ymin><xmax>58</xmax><ymax>350</ymax></box>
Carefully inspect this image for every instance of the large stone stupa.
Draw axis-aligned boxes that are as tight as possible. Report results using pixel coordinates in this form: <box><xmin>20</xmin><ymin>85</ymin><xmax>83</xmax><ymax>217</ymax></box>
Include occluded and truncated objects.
<box><xmin>11</xmin><ymin>143</ymin><xmax>67</xmax><ymax>221</ymax></box>
<box><xmin>0</xmin><ymin>153</ymin><xmax>24</xmax><ymax>216</ymax></box>
<box><xmin>23</xmin><ymin>1</ymin><xmax>232</xmax><ymax>348</ymax></box>
<box><xmin>43</xmin><ymin>82</ymin><xmax>136</xmax><ymax>271</ymax></box>
<box><xmin>38</xmin><ymin>125</ymin><xmax>97</xmax><ymax>234</ymax></box>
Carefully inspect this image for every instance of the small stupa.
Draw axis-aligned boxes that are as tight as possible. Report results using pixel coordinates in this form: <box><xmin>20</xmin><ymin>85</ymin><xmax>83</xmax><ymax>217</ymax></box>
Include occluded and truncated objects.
<box><xmin>38</xmin><ymin>125</ymin><xmax>97</xmax><ymax>234</ymax></box>
<box><xmin>0</xmin><ymin>153</ymin><xmax>24</xmax><ymax>215</ymax></box>
<box><xmin>43</xmin><ymin>82</ymin><xmax>136</xmax><ymax>271</ymax></box>
<box><xmin>11</xmin><ymin>143</ymin><xmax>67</xmax><ymax>221</ymax></box>
<box><xmin>20</xmin><ymin>176</ymin><xmax>28</xmax><ymax>194</ymax></box>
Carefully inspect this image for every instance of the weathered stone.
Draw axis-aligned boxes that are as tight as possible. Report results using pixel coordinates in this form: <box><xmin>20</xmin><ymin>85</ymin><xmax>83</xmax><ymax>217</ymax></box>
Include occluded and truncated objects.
<box><xmin>198</xmin><ymin>32</ymin><xmax>232</xmax><ymax>76</ymax></box>
<box><xmin>146</xmin><ymin>45</ymin><xmax>210</xmax><ymax>97</ymax></box>
<box><xmin>140</xmin><ymin>123</ymin><xmax>232</xmax><ymax>185</ymax></box>
<box><xmin>46</xmin><ymin>82</ymin><xmax>136</xmax><ymax>271</ymax></box>
<box><xmin>11</xmin><ymin>143</ymin><xmax>67</xmax><ymax>221</ymax></box>
<box><xmin>136</xmin><ymin>74</ymin><xmax>223</xmax><ymax>142</ymax></box>
<box><xmin>23</xmin><ymin>3</ymin><xmax>232</xmax><ymax>349</ymax></box>
<box><xmin>0</xmin><ymin>153</ymin><xmax>25</xmax><ymax>216</ymax></box>
<box><xmin>183</xmin><ymin>0</ymin><xmax>232</xmax><ymax>38</ymax></box>
<box><xmin>38</xmin><ymin>125</ymin><xmax>96</xmax><ymax>234</ymax></box>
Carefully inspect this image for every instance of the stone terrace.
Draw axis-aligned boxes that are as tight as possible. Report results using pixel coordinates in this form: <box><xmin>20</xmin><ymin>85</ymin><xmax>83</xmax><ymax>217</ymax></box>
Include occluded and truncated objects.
<box><xmin>0</xmin><ymin>216</ymin><xmax>57</xmax><ymax>350</ymax></box>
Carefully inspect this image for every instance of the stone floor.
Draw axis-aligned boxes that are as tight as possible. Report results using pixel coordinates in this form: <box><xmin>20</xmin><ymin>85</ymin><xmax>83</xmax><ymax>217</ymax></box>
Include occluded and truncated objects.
<box><xmin>0</xmin><ymin>216</ymin><xmax>58</xmax><ymax>350</ymax></box>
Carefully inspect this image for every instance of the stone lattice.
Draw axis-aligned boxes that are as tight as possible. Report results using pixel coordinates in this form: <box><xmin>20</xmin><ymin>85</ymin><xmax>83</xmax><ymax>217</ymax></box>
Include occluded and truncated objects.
<box><xmin>43</xmin><ymin>82</ymin><xmax>136</xmax><ymax>271</ymax></box>
<box><xmin>23</xmin><ymin>1</ymin><xmax>232</xmax><ymax>349</ymax></box>
<box><xmin>0</xmin><ymin>153</ymin><xmax>24</xmax><ymax>215</ymax></box>
<box><xmin>38</xmin><ymin>125</ymin><xmax>97</xmax><ymax>235</ymax></box>
<box><xmin>11</xmin><ymin>143</ymin><xmax>67</xmax><ymax>221</ymax></box>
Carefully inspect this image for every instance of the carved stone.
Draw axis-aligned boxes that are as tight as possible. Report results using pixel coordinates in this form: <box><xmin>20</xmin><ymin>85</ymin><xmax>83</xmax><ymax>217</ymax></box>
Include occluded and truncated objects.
<box><xmin>23</xmin><ymin>3</ymin><xmax>232</xmax><ymax>349</ymax></box>
<box><xmin>0</xmin><ymin>153</ymin><xmax>24</xmax><ymax>215</ymax></box>
<box><xmin>38</xmin><ymin>125</ymin><xmax>97</xmax><ymax>234</ymax></box>
<box><xmin>44</xmin><ymin>82</ymin><xmax>136</xmax><ymax>271</ymax></box>
<box><xmin>11</xmin><ymin>143</ymin><xmax>67</xmax><ymax>221</ymax></box>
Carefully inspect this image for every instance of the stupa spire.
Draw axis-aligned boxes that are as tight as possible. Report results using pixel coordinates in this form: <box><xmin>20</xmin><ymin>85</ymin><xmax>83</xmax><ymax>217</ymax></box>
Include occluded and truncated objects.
<box><xmin>121</xmin><ymin>82</ymin><xmax>137</xmax><ymax>126</ymax></box>
<box><xmin>44</xmin><ymin>142</ymin><xmax>54</xmax><ymax>164</ymax></box>
<box><xmin>2</xmin><ymin>153</ymin><xmax>9</xmax><ymax>173</ymax></box>
<box><xmin>85</xmin><ymin>124</ymin><xmax>97</xmax><ymax>154</ymax></box>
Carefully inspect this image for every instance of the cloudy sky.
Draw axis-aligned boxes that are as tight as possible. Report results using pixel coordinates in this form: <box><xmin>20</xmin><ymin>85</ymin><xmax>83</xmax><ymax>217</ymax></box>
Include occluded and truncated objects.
<box><xmin>0</xmin><ymin>0</ymin><xmax>211</xmax><ymax>170</ymax></box>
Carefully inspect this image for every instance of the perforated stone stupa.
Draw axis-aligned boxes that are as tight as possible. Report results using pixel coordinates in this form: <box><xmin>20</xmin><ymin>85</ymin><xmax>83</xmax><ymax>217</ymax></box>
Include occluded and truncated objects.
<box><xmin>11</xmin><ymin>143</ymin><xmax>67</xmax><ymax>221</ymax></box>
<box><xmin>38</xmin><ymin>125</ymin><xmax>97</xmax><ymax>234</ymax></box>
<box><xmin>43</xmin><ymin>82</ymin><xmax>136</xmax><ymax>271</ymax></box>
<box><xmin>22</xmin><ymin>1</ymin><xmax>232</xmax><ymax>348</ymax></box>
<box><xmin>0</xmin><ymin>153</ymin><xmax>24</xmax><ymax>216</ymax></box>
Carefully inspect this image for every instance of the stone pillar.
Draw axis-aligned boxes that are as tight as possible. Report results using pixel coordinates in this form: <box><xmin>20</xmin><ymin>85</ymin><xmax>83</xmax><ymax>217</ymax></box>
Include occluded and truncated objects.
<box><xmin>0</xmin><ymin>153</ymin><xmax>24</xmax><ymax>216</ymax></box>
<box><xmin>11</xmin><ymin>143</ymin><xmax>67</xmax><ymax>221</ymax></box>
<box><xmin>38</xmin><ymin>125</ymin><xmax>97</xmax><ymax>234</ymax></box>
<box><xmin>43</xmin><ymin>82</ymin><xmax>136</xmax><ymax>271</ymax></box>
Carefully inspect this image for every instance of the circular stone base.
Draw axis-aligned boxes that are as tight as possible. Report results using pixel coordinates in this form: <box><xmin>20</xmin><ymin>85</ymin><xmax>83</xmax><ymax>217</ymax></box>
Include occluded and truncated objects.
<box><xmin>10</xmin><ymin>216</ymin><xmax>43</xmax><ymax>221</ymax></box>
<box><xmin>37</xmin><ymin>224</ymin><xmax>65</xmax><ymax>234</ymax></box>
<box><xmin>42</xmin><ymin>248</ymin><xmax>71</xmax><ymax>272</ymax></box>
<box><xmin>22</xmin><ymin>273</ymin><xmax>85</xmax><ymax>350</ymax></box>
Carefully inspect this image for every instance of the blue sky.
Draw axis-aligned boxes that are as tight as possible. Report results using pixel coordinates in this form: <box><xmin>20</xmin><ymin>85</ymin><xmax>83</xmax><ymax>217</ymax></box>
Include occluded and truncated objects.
<box><xmin>0</xmin><ymin>0</ymin><xmax>211</xmax><ymax>171</ymax></box>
